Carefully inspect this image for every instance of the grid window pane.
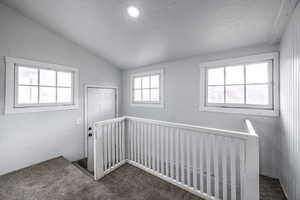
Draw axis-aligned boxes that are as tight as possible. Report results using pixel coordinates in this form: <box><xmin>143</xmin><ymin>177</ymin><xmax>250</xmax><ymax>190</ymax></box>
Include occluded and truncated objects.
<box><xmin>226</xmin><ymin>85</ymin><xmax>244</xmax><ymax>104</ymax></box>
<box><xmin>207</xmin><ymin>86</ymin><xmax>224</xmax><ymax>103</ymax></box>
<box><xmin>150</xmin><ymin>89</ymin><xmax>159</xmax><ymax>102</ymax></box>
<box><xmin>39</xmin><ymin>87</ymin><xmax>56</xmax><ymax>103</ymax></box>
<box><xmin>57</xmin><ymin>87</ymin><xmax>72</xmax><ymax>103</ymax></box>
<box><xmin>142</xmin><ymin>89</ymin><xmax>150</xmax><ymax>101</ymax></box>
<box><xmin>225</xmin><ymin>65</ymin><xmax>244</xmax><ymax>84</ymax></box>
<box><xmin>134</xmin><ymin>77</ymin><xmax>142</xmax><ymax>89</ymax></box>
<box><xmin>132</xmin><ymin>72</ymin><xmax>162</xmax><ymax>104</ymax></box>
<box><xmin>208</xmin><ymin>67</ymin><xmax>224</xmax><ymax>85</ymax></box>
<box><xmin>246</xmin><ymin>84</ymin><xmax>269</xmax><ymax>105</ymax></box>
<box><xmin>40</xmin><ymin>69</ymin><xmax>56</xmax><ymax>86</ymax></box>
<box><xmin>18</xmin><ymin>86</ymin><xmax>38</xmax><ymax>104</ymax></box>
<box><xmin>246</xmin><ymin>62</ymin><xmax>269</xmax><ymax>84</ymax></box>
<box><xmin>134</xmin><ymin>90</ymin><xmax>142</xmax><ymax>101</ymax></box>
<box><xmin>18</xmin><ymin>66</ymin><xmax>38</xmax><ymax>85</ymax></box>
<box><xmin>151</xmin><ymin>75</ymin><xmax>159</xmax><ymax>88</ymax></box>
<box><xmin>142</xmin><ymin>76</ymin><xmax>150</xmax><ymax>88</ymax></box>
<box><xmin>57</xmin><ymin>72</ymin><xmax>72</xmax><ymax>87</ymax></box>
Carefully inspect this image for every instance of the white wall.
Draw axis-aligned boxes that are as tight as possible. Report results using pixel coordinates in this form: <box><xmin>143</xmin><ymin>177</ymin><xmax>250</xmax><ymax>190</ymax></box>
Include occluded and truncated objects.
<box><xmin>279</xmin><ymin>2</ymin><xmax>300</xmax><ymax>200</ymax></box>
<box><xmin>0</xmin><ymin>4</ymin><xmax>121</xmax><ymax>175</ymax></box>
<box><xmin>122</xmin><ymin>44</ymin><xmax>280</xmax><ymax>178</ymax></box>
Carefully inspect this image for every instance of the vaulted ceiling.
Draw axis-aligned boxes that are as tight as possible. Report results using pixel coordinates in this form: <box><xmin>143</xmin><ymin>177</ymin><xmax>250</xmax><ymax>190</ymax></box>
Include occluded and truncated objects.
<box><xmin>0</xmin><ymin>0</ymin><xmax>293</xmax><ymax>68</ymax></box>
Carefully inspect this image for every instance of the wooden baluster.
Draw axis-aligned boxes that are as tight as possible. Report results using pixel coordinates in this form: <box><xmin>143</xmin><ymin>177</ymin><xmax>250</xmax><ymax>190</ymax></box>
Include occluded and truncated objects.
<box><xmin>119</xmin><ymin>120</ymin><xmax>122</xmax><ymax>162</ymax></box>
<box><xmin>148</xmin><ymin>123</ymin><xmax>151</xmax><ymax>169</ymax></box>
<box><xmin>230</xmin><ymin>138</ymin><xmax>237</xmax><ymax>200</ymax></box>
<box><xmin>152</xmin><ymin>124</ymin><xmax>155</xmax><ymax>170</ymax></box>
<box><xmin>180</xmin><ymin>130</ymin><xmax>185</xmax><ymax>184</ymax></box>
<box><xmin>213</xmin><ymin>135</ymin><xmax>219</xmax><ymax>199</ymax></box>
<box><xmin>206</xmin><ymin>135</ymin><xmax>211</xmax><ymax>196</ymax></box>
<box><xmin>199</xmin><ymin>134</ymin><xmax>204</xmax><ymax>192</ymax></box>
<box><xmin>102</xmin><ymin>124</ymin><xmax>106</xmax><ymax>171</ymax></box>
<box><xmin>134</xmin><ymin>121</ymin><xmax>137</xmax><ymax>162</ymax></box>
<box><xmin>116</xmin><ymin>121</ymin><xmax>119</xmax><ymax>164</ymax></box>
<box><xmin>142</xmin><ymin>122</ymin><xmax>145</xmax><ymax>166</ymax></box>
<box><xmin>239</xmin><ymin>140</ymin><xmax>245</xmax><ymax>200</ymax></box>
<box><xmin>176</xmin><ymin>129</ymin><xmax>180</xmax><ymax>182</ymax></box>
<box><xmin>156</xmin><ymin>125</ymin><xmax>160</xmax><ymax>172</ymax></box>
<box><xmin>170</xmin><ymin>128</ymin><xmax>174</xmax><ymax>179</ymax></box>
<box><xmin>136</xmin><ymin>121</ymin><xmax>139</xmax><ymax>164</ymax></box>
<box><xmin>144</xmin><ymin>123</ymin><xmax>149</xmax><ymax>168</ymax></box>
<box><xmin>138</xmin><ymin>121</ymin><xmax>141</xmax><ymax>164</ymax></box>
<box><xmin>193</xmin><ymin>133</ymin><xmax>197</xmax><ymax>190</ymax></box>
<box><xmin>108</xmin><ymin>123</ymin><xmax>112</xmax><ymax>169</ymax></box>
<box><xmin>122</xmin><ymin>120</ymin><xmax>125</xmax><ymax>161</ymax></box>
<box><xmin>160</xmin><ymin>126</ymin><xmax>164</xmax><ymax>174</ymax></box>
<box><xmin>110</xmin><ymin>122</ymin><xmax>114</xmax><ymax>167</ymax></box>
<box><xmin>222</xmin><ymin>137</ymin><xmax>228</xmax><ymax>200</ymax></box>
<box><xmin>187</xmin><ymin>133</ymin><xmax>191</xmax><ymax>187</ymax></box>
<box><xmin>145</xmin><ymin>123</ymin><xmax>151</xmax><ymax>169</ymax></box>
<box><xmin>130</xmin><ymin>120</ymin><xmax>133</xmax><ymax>161</ymax></box>
<box><xmin>166</xmin><ymin>127</ymin><xmax>169</xmax><ymax>177</ymax></box>
<box><xmin>118</xmin><ymin>121</ymin><xmax>121</xmax><ymax>162</ymax></box>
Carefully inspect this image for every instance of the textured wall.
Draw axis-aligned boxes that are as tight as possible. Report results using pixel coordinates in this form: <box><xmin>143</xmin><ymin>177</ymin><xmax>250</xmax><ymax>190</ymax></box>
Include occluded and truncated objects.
<box><xmin>279</xmin><ymin>2</ymin><xmax>300</xmax><ymax>200</ymax></box>
<box><xmin>121</xmin><ymin>44</ymin><xmax>281</xmax><ymax>178</ymax></box>
<box><xmin>0</xmin><ymin>4</ymin><xmax>121</xmax><ymax>175</ymax></box>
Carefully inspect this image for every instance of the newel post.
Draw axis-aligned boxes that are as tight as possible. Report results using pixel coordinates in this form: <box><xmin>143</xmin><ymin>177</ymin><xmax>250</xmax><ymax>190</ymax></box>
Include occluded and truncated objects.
<box><xmin>93</xmin><ymin>124</ymin><xmax>104</xmax><ymax>180</ymax></box>
<box><xmin>244</xmin><ymin>134</ymin><xmax>259</xmax><ymax>200</ymax></box>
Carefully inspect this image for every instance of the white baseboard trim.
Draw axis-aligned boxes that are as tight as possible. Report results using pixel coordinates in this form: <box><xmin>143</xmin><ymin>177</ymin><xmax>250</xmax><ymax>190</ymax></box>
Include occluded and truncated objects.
<box><xmin>102</xmin><ymin>160</ymin><xmax>127</xmax><ymax>177</ymax></box>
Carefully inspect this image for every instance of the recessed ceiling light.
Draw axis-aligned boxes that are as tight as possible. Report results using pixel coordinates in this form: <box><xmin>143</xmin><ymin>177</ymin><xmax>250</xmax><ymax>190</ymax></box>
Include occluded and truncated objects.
<box><xmin>127</xmin><ymin>6</ymin><xmax>140</xmax><ymax>18</ymax></box>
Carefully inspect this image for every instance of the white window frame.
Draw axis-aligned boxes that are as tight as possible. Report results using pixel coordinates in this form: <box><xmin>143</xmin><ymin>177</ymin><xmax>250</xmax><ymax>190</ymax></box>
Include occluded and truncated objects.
<box><xmin>5</xmin><ymin>57</ymin><xmax>79</xmax><ymax>114</ymax></box>
<box><xmin>199</xmin><ymin>52</ymin><xmax>279</xmax><ymax>117</ymax></box>
<box><xmin>130</xmin><ymin>69</ymin><xmax>164</xmax><ymax>108</ymax></box>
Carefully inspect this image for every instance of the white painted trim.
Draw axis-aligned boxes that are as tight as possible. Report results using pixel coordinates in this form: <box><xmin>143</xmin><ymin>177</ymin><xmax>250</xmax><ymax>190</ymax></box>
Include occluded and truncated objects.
<box><xmin>103</xmin><ymin>160</ymin><xmax>126</xmax><ymax>176</ymax></box>
<box><xmin>4</xmin><ymin>56</ymin><xmax>79</xmax><ymax>114</ymax></box>
<box><xmin>83</xmin><ymin>84</ymin><xmax>119</xmax><ymax>157</ymax></box>
<box><xmin>199</xmin><ymin>52</ymin><xmax>280</xmax><ymax>117</ymax></box>
<box><xmin>129</xmin><ymin>69</ymin><xmax>164</xmax><ymax>108</ymax></box>
<box><xmin>125</xmin><ymin>116</ymin><xmax>253</xmax><ymax>139</ymax></box>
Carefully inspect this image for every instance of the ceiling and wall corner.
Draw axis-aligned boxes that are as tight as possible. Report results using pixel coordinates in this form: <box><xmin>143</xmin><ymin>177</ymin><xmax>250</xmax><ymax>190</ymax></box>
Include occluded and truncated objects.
<box><xmin>271</xmin><ymin>0</ymin><xmax>300</xmax><ymax>43</ymax></box>
<box><xmin>0</xmin><ymin>0</ymin><xmax>295</xmax><ymax>69</ymax></box>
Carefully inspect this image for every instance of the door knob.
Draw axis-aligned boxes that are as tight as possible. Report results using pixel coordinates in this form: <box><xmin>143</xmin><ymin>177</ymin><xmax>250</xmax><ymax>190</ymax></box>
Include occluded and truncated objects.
<box><xmin>88</xmin><ymin>133</ymin><xmax>93</xmax><ymax>137</ymax></box>
<box><xmin>88</xmin><ymin>127</ymin><xmax>92</xmax><ymax>131</ymax></box>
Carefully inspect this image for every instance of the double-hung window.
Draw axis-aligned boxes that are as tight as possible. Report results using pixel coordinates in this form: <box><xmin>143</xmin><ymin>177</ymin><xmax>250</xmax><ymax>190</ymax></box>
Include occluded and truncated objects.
<box><xmin>130</xmin><ymin>69</ymin><xmax>164</xmax><ymax>107</ymax></box>
<box><xmin>199</xmin><ymin>53</ymin><xmax>279</xmax><ymax>116</ymax></box>
<box><xmin>5</xmin><ymin>57</ymin><xmax>79</xmax><ymax>113</ymax></box>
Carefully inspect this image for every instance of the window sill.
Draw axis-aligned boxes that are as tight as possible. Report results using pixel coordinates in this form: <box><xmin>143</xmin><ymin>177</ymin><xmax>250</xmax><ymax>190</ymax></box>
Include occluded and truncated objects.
<box><xmin>5</xmin><ymin>104</ymin><xmax>79</xmax><ymax>114</ymax></box>
<box><xmin>130</xmin><ymin>103</ymin><xmax>164</xmax><ymax>108</ymax></box>
<box><xmin>199</xmin><ymin>106</ymin><xmax>279</xmax><ymax>117</ymax></box>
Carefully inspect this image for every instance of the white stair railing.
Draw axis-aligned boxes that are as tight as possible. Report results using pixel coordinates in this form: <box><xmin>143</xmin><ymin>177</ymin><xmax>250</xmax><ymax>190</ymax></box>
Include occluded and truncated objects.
<box><xmin>93</xmin><ymin>116</ymin><xmax>259</xmax><ymax>200</ymax></box>
<box><xmin>93</xmin><ymin>117</ymin><xmax>126</xmax><ymax>179</ymax></box>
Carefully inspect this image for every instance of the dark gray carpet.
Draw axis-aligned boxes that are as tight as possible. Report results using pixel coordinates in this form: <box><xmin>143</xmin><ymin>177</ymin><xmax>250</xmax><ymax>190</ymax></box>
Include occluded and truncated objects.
<box><xmin>0</xmin><ymin>157</ymin><xmax>286</xmax><ymax>200</ymax></box>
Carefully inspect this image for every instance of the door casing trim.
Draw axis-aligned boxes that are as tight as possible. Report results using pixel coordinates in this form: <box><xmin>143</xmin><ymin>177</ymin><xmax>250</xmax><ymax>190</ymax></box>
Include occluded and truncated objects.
<box><xmin>84</xmin><ymin>84</ymin><xmax>119</xmax><ymax>157</ymax></box>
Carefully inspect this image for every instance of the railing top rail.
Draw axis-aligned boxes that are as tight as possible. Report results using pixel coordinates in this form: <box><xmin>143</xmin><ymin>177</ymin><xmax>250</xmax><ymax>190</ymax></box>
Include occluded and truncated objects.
<box><xmin>125</xmin><ymin>116</ymin><xmax>254</xmax><ymax>140</ymax></box>
<box><xmin>94</xmin><ymin>116</ymin><xmax>126</xmax><ymax>126</ymax></box>
<box><xmin>245</xmin><ymin>119</ymin><xmax>258</xmax><ymax>137</ymax></box>
<box><xmin>93</xmin><ymin>116</ymin><xmax>258</xmax><ymax>140</ymax></box>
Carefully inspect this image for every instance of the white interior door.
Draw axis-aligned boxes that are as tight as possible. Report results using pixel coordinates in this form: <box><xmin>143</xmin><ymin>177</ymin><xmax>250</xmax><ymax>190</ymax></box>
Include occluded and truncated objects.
<box><xmin>87</xmin><ymin>87</ymin><xmax>116</xmax><ymax>172</ymax></box>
